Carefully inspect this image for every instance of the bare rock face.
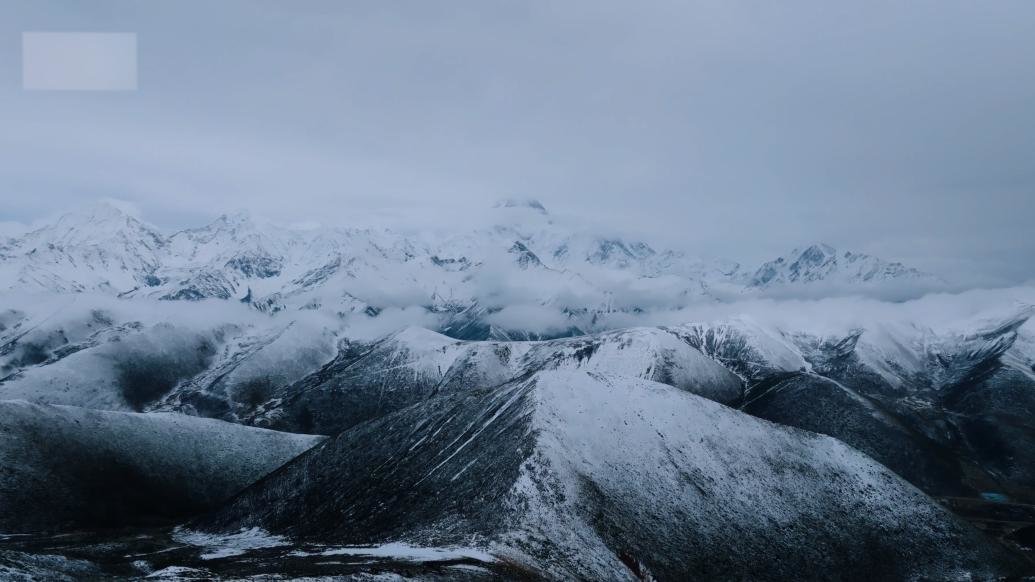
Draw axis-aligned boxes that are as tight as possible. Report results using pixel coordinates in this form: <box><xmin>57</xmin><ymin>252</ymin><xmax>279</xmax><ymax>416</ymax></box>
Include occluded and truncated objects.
<box><xmin>0</xmin><ymin>400</ymin><xmax>322</xmax><ymax>533</ymax></box>
<box><xmin>198</xmin><ymin>370</ymin><xmax>1022</xmax><ymax>581</ymax></box>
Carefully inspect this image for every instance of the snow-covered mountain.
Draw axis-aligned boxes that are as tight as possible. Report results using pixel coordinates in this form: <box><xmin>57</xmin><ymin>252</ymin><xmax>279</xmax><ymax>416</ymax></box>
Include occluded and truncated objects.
<box><xmin>0</xmin><ymin>201</ymin><xmax>944</xmax><ymax>340</ymax></box>
<box><xmin>198</xmin><ymin>369</ymin><xmax>1022</xmax><ymax>580</ymax></box>
<box><xmin>0</xmin><ymin>203</ymin><xmax>167</xmax><ymax>293</ymax></box>
<box><xmin>747</xmin><ymin>242</ymin><xmax>939</xmax><ymax>293</ymax></box>
<box><xmin>3</xmin><ymin>281</ymin><xmax>1035</xmax><ymax>578</ymax></box>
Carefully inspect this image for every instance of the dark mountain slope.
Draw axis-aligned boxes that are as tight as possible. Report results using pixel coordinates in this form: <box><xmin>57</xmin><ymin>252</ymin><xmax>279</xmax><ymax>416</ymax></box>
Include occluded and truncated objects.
<box><xmin>197</xmin><ymin>370</ymin><xmax>1021</xmax><ymax>580</ymax></box>
<box><xmin>0</xmin><ymin>400</ymin><xmax>322</xmax><ymax>533</ymax></box>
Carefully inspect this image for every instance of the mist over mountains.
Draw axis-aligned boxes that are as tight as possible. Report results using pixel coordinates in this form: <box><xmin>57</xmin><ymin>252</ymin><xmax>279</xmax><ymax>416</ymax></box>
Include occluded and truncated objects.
<box><xmin>0</xmin><ymin>200</ymin><xmax>948</xmax><ymax>340</ymax></box>
<box><xmin>3</xmin><ymin>199</ymin><xmax>1035</xmax><ymax>579</ymax></box>
<box><xmin>5</xmin><ymin>0</ymin><xmax>1035</xmax><ymax>577</ymax></box>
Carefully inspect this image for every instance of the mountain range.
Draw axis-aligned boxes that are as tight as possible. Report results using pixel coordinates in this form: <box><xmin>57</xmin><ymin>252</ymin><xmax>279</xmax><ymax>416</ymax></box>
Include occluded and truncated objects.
<box><xmin>2</xmin><ymin>286</ymin><xmax>1034</xmax><ymax>579</ymax></box>
<box><xmin>3</xmin><ymin>199</ymin><xmax>1034</xmax><ymax>580</ymax></box>
<box><xmin>0</xmin><ymin>200</ymin><xmax>941</xmax><ymax>339</ymax></box>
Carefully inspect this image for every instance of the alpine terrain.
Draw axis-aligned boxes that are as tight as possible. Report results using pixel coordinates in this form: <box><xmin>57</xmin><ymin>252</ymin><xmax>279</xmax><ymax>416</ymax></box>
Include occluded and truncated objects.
<box><xmin>1</xmin><ymin>201</ymin><xmax>1033</xmax><ymax>580</ymax></box>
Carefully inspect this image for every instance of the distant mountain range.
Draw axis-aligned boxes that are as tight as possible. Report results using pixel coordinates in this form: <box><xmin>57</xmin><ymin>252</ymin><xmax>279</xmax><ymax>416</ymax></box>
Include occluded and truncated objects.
<box><xmin>0</xmin><ymin>200</ymin><xmax>941</xmax><ymax>339</ymax></box>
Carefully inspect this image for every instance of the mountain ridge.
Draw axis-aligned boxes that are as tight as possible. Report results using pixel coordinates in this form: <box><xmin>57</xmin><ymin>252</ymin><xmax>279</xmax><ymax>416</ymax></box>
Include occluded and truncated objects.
<box><xmin>0</xmin><ymin>201</ymin><xmax>944</xmax><ymax>339</ymax></box>
<box><xmin>749</xmin><ymin>242</ymin><xmax>938</xmax><ymax>289</ymax></box>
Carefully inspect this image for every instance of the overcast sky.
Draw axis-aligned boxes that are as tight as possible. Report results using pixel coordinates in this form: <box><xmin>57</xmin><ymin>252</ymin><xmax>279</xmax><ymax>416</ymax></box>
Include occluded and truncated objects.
<box><xmin>2</xmin><ymin>1</ymin><xmax>1034</xmax><ymax>284</ymax></box>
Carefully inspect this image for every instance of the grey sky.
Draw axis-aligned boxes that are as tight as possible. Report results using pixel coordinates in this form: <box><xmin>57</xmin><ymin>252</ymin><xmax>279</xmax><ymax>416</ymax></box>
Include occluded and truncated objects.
<box><xmin>2</xmin><ymin>1</ymin><xmax>1034</xmax><ymax>285</ymax></box>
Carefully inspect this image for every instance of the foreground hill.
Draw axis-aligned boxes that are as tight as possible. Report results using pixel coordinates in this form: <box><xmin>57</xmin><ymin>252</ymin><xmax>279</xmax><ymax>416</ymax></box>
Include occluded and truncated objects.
<box><xmin>197</xmin><ymin>370</ymin><xmax>1022</xmax><ymax>580</ymax></box>
<box><xmin>2</xmin><ymin>283</ymin><xmax>1034</xmax><ymax>578</ymax></box>
<box><xmin>0</xmin><ymin>400</ymin><xmax>322</xmax><ymax>532</ymax></box>
<box><xmin>250</xmin><ymin>326</ymin><xmax>742</xmax><ymax>435</ymax></box>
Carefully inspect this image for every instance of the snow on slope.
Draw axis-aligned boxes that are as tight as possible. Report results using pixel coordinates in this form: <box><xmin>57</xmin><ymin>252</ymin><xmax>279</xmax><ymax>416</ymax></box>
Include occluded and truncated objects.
<box><xmin>1</xmin><ymin>322</ymin><xmax>224</xmax><ymax>411</ymax></box>
<box><xmin>0</xmin><ymin>400</ymin><xmax>322</xmax><ymax>533</ymax></box>
<box><xmin>680</xmin><ymin>304</ymin><xmax>1035</xmax><ymax>503</ymax></box>
<box><xmin>740</xmin><ymin>373</ymin><xmax>973</xmax><ymax>497</ymax></box>
<box><xmin>0</xmin><ymin>292</ymin><xmax>339</xmax><ymax>414</ymax></box>
<box><xmin>197</xmin><ymin>370</ymin><xmax>1023</xmax><ymax>580</ymax></box>
<box><xmin>250</xmin><ymin>325</ymin><xmax>741</xmax><ymax>435</ymax></box>
<box><xmin>522</xmin><ymin>326</ymin><xmax>743</xmax><ymax>404</ymax></box>
<box><xmin>668</xmin><ymin>317</ymin><xmax>809</xmax><ymax>382</ymax></box>
<box><xmin>746</xmin><ymin>243</ymin><xmax>942</xmax><ymax>298</ymax></box>
<box><xmin>248</xmin><ymin>326</ymin><xmax>476</xmax><ymax>434</ymax></box>
<box><xmin>152</xmin><ymin>319</ymin><xmax>339</xmax><ymax>422</ymax></box>
<box><xmin>0</xmin><ymin>202</ymin><xmax>166</xmax><ymax>293</ymax></box>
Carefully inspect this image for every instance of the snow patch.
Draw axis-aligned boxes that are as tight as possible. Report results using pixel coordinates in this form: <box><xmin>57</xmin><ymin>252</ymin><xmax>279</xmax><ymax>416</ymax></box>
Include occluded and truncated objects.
<box><xmin>173</xmin><ymin>526</ymin><xmax>289</xmax><ymax>560</ymax></box>
<box><xmin>288</xmin><ymin>542</ymin><xmax>496</xmax><ymax>563</ymax></box>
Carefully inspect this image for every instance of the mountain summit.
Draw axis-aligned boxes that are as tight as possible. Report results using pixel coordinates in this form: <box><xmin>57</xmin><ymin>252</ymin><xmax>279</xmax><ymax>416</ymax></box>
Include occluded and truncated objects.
<box><xmin>492</xmin><ymin>198</ymin><xmax>549</xmax><ymax>214</ymax></box>
<box><xmin>0</xmin><ymin>202</ymin><xmax>167</xmax><ymax>293</ymax></box>
<box><xmin>749</xmin><ymin>243</ymin><xmax>936</xmax><ymax>290</ymax></box>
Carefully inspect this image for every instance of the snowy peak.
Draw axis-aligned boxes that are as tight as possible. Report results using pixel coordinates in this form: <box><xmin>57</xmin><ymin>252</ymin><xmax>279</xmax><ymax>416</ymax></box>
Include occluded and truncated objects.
<box><xmin>0</xmin><ymin>202</ymin><xmax>168</xmax><ymax>293</ymax></box>
<box><xmin>31</xmin><ymin>201</ymin><xmax>165</xmax><ymax>250</ymax></box>
<box><xmin>166</xmin><ymin>211</ymin><xmax>304</xmax><ymax>277</ymax></box>
<box><xmin>749</xmin><ymin>243</ymin><xmax>933</xmax><ymax>289</ymax></box>
<box><xmin>0</xmin><ymin>202</ymin><xmax>954</xmax><ymax>317</ymax></box>
<box><xmin>171</xmin><ymin>211</ymin><xmax>269</xmax><ymax>252</ymax></box>
<box><xmin>492</xmin><ymin>198</ymin><xmax>548</xmax><ymax>214</ymax></box>
<box><xmin>586</xmin><ymin>238</ymin><xmax>655</xmax><ymax>266</ymax></box>
<box><xmin>508</xmin><ymin>241</ymin><xmax>544</xmax><ymax>269</ymax></box>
